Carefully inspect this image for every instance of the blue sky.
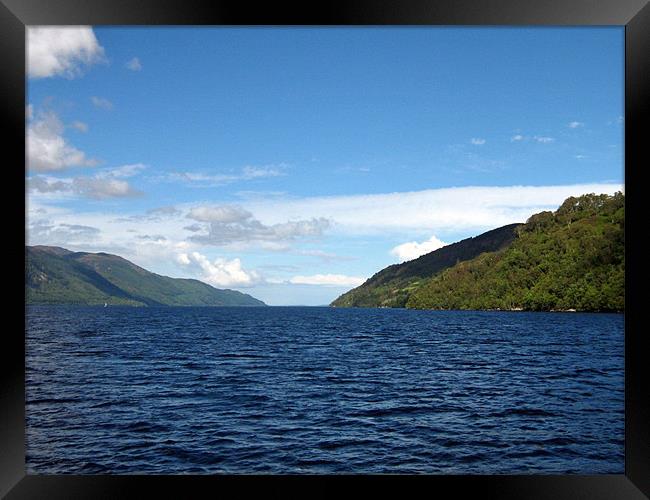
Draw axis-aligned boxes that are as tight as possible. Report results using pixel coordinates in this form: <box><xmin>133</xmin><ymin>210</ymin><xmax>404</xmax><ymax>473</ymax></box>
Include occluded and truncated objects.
<box><xmin>26</xmin><ymin>27</ymin><xmax>624</xmax><ymax>305</ymax></box>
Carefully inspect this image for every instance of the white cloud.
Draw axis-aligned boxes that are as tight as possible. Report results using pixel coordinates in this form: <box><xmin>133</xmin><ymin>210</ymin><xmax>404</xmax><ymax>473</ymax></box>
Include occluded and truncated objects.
<box><xmin>176</xmin><ymin>253</ymin><xmax>191</xmax><ymax>265</ymax></box>
<box><xmin>27</xmin><ymin>109</ymin><xmax>98</xmax><ymax>172</ymax></box>
<box><xmin>27</xmin><ymin>26</ymin><xmax>105</xmax><ymax>79</ymax></box>
<box><xmin>91</xmin><ymin>96</ymin><xmax>113</xmax><ymax>110</ymax></box>
<box><xmin>390</xmin><ymin>235</ymin><xmax>447</xmax><ymax>262</ymax></box>
<box><xmin>511</xmin><ymin>134</ymin><xmax>525</xmax><ymax>142</ymax></box>
<box><xmin>177</xmin><ymin>251</ymin><xmax>261</xmax><ymax>287</ymax></box>
<box><xmin>568</xmin><ymin>121</ymin><xmax>584</xmax><ymax>128</ymax></box>
<box><xmin>125</xmin><ymin>57</ymin><xmax>142</xmax><ymax>71</ymax></box>
<box><xmin>288</xmin><ymin>274</ymin><xmax>366</xmax><ymax>287</ymax></box>
<box><xmin>26</xmin><ymin>104</ymin><xmax>33</xmax><ymax>120</ymax></box>
<box><xmin>470</xmin><ymin>138</ymin><xmax>486</xmax><ymax>145</ymax></box>
<box><xmin>534</xmin><ymin>136</ymin><xmax>555</xmax><ymax>143</ymax></box>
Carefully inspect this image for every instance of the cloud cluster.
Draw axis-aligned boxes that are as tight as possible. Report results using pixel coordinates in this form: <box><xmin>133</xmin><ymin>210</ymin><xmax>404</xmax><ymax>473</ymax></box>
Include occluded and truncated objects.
<box><xmin>186</xmin><ymin>204</ymin><xmax>330</xmax><ymax>245</ymax></box>
<box><xmin>27</xmin><ymin>109</ymin><xmax>98</xmax><ymax>172</ymax></box>
<box><xmin>390</xmin><ymin>235</ymin><xmax>447</xmax><ymax>262</ymax></box>
<box><xmin>28</xmin><ymin>219</ymin><xmax>100</xmax><ymax>245</ymax></box>
<box><xmin>28</xmin><ymin>26</ymin><xmax>105</xmax><ymax>79</ymax></box>
<box><xmin>176</xmin><ymin>251</ymin><xmax>261</xmax><ymax>287</ymax></box>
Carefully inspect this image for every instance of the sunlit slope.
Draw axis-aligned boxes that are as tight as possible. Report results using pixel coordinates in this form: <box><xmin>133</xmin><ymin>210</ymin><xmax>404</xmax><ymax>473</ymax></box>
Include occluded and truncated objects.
<box><xmin>26</xmin><ymin>246</ymin><xmax>266</xmax><ymax>307</ymax></box>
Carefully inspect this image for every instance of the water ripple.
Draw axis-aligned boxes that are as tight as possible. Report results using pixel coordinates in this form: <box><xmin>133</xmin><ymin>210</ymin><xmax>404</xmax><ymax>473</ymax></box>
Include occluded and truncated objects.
<box><xmin>26</xmin><ymin>306</ymin><xmax>624</xmax><ymax>474</ymax></box>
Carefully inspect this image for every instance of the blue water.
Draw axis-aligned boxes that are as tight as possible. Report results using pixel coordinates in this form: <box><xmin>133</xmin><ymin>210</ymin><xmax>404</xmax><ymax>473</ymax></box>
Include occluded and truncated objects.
<box><xmin>25</xmin><ymin>306</ymin><xmax>624</xmax><ymax>474</ymax></box>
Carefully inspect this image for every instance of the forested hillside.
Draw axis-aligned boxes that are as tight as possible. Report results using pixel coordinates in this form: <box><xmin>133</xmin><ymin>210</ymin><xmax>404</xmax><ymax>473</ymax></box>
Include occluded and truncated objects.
<box><xmin>406</xmin><ymin>192</ymin><xmax>624</xmax><ymax>312</ymax></box>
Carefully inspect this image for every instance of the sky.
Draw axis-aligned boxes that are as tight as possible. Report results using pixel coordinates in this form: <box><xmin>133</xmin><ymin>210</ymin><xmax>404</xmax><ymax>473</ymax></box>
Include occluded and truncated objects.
<box><xmin>26</xmin><ymin>27</ymin><xmax>624</xmax><ymax>305</ymax></box>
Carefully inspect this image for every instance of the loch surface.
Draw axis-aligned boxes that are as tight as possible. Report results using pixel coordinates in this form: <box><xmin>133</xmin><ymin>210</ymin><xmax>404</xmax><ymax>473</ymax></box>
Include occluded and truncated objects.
<box><xmin>26</xmin><ymin>306</ymin><xmax>624</xmax><ymax>474</ymax></box>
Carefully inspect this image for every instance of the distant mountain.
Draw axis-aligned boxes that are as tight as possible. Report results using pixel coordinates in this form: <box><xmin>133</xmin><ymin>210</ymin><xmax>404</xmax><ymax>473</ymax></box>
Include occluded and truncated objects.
<box><xmin>26</xmin><ymin>246</ymin><xmax>266</xmax><ymax>307</ymax></box>
<box><xmin>331</xmin><ymin>223</ymin><xmax>522</xmax><ymax>308</ymax></box>
<box><xmin>407</xmin><ymin>192</ymin><xmax>624</xmax><ymax>312</ymax></box>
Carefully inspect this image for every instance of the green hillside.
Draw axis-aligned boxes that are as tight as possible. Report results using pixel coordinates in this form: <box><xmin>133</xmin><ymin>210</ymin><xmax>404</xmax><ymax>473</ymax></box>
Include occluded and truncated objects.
<box><xmin>407</xmin><ymin>192</ymin><xmax>624</xmax><ymax>312</ymax></box>
<box><xmin>26</xmin><ymin>246</ymin><xmax>266</xmax><ymax>307</ymax></box>
<box><xmin>331</xmin><ymin>223</ymin><xmax>521</xmax><ymax>308</ymax></box>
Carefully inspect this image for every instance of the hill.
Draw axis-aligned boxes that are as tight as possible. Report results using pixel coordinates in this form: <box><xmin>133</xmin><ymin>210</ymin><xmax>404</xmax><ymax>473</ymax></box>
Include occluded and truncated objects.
<box><xmin>26</xmin><ymin>246</ymin><xmax>266</xmax><ymax>307</ymax></box>
<box><xmin>330</xmin><ymin>223</ymin><xmax>522</xmax><ymax>308</ymax></box>
<box><xmin>406</xmin><ymin>192</ymin><xmax>624</xmax><ymax>312</ymax></box>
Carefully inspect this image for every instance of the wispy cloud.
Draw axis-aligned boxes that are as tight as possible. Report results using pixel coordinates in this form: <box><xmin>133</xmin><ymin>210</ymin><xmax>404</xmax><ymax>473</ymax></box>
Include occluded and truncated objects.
<box><xmin>164</xmin><ymin>165</ymin><xmax>286</xmax><ymax>187</ymax></box>
<box><xmin>28</xmin><ymin>164</ymin><xmax>145</xmax><ymax>199</ymax></box>
<box><xmin>288</xmin><ymin>274</ymin><xmax>366</xmax><ymax>287</ymax></box>
<box><xmin>91</xmin><ymin>96</ymin><xmax>113</xmax><ymax>110</ymax></box>
<box><xmin>27</xmin><ymin>26</ymin><xmax>105</xmax><ymax>79</ymax></box>
<box><xmin>568</xmin><ymin>121</ymin><xmax>584</xmax><ymax>128</ymax></box>
<box><xmin>240</xmin><ymin>183</ymin><xmax>623</xmax><ymax>236</ymax></box>
<box><xmin>533</xmin><ymin>136</ymin><xmax>555</xmax><ymax>143</ymax></box>
<box><xmin>29</xmin><ymin>174</ymin><xmax>142</xmax><ymax>200</ymax></box>
<box><xmin>71</xmin><ymin>121</ymin><xmax>88</xmax><ymax>133</ymax></box>
<box><xmin>511</xmin><ymin>134</ymin><xmax>525</xmax><ymax>142</ymax></box>
<box><xmin>125</xmin><ymin>57</ymin><xmax>142</xmax><ymax>71</ymax></box>
<box><xmin>28</xmin><ymin>219</ymin><xmax>101</xmax><ymax>246</ymax></box>
<box><xmin>96</xmin><ymin>163</ymin><xmax>147</xmax><ymax>179</ymax></box>
<box><xmin>470</xmin><ymin>138</ymin><xmax>486</xmax><ymax>145</ymax></box>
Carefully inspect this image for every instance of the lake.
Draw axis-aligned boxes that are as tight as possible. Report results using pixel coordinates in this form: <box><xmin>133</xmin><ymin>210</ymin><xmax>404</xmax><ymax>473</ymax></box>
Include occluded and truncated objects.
<box><xmin>25</xmin><ymin>306</ymin><xmax>624</xmax><ymax>474</ymax></box>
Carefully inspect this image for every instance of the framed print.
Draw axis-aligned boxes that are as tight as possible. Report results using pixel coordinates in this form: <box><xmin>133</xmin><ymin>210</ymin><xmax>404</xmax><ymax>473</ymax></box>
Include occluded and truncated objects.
<box><xmin>2</xmin><ymin>0</ymin><xmax>649</xmax><ymax>498</ymax></box>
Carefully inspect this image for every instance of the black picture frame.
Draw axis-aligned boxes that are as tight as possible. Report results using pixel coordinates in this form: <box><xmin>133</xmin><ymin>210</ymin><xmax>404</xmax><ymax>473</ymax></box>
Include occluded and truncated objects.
<box><xmin>3</xmin><ymin>0</ymin><xmax>648</xmax><ymax>497</ymax></box>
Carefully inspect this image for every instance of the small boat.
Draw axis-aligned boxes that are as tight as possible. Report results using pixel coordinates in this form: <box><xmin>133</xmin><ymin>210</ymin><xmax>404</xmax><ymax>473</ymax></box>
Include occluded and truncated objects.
<box><xmin>104</xmin><ymin>303</ymin><xmax>108</xmax><ymax>308</ymax></box>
